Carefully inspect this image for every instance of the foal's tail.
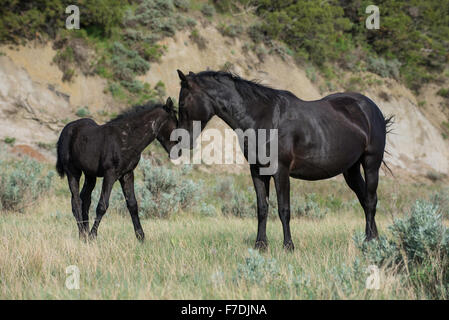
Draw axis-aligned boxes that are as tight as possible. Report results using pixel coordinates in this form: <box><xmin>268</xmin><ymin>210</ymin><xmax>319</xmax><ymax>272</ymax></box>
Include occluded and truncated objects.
<box><xmin>56</xmin><ymin>124</ymin><xmax>73</xmax><ymax>178</ymax></box>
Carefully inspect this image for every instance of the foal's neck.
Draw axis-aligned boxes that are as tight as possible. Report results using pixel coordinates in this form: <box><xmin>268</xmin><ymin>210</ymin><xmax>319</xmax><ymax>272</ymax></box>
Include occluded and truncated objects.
<box><xmin>118</xmin><ymin>109</ymin><xmax>164</xmax><ymax>155</ymax></box>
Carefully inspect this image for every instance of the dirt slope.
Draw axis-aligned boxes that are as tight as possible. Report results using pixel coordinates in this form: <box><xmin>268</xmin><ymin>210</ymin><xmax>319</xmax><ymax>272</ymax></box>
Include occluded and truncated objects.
<box><xmin>1</xmin><ymin>25</ymin><xmax>448</xmax><ymax>176</ymax></box>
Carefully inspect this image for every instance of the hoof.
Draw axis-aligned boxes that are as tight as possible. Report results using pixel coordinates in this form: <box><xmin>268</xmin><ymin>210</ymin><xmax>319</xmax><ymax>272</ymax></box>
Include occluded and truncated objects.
<box><xmin>79</xmin><ymin>231</ymin><xmax>89</xmax><ymax>242</ymax></box>
<box><xmin>136</xmin><ymin>231</ymin><xmax>145</xmax><ymax>243</ymax></box>
<box><xmin>284</xmin><ymin>241</ymin><xmax>295</xmax><ymax>252</ymax></box>
<box><xmin>254</xmin><ymin>241</ymin><xmax>268</xmax><ymax>251</ymax></box>
<box><xmin>88</xmin><ymin>232</ymin><xmax>97</xmax><ymax>241</ymax></box>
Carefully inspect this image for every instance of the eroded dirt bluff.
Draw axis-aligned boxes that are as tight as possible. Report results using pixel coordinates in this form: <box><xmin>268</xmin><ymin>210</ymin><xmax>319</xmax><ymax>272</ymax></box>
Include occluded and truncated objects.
<box><xmin>1</xmin><ymin>25</ymin><xmax>448</xmax><ymax>176</ymax></box>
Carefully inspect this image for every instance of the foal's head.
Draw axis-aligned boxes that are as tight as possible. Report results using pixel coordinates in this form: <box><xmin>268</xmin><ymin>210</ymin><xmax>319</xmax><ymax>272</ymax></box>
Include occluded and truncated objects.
<box><xmin>156</xmin><ymin>97</ymin><xmax>179</xmax><ymax>157</ymax></box>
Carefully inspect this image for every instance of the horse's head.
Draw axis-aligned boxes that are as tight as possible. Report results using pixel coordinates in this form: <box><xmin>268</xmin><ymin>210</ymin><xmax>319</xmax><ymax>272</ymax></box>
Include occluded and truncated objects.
<box><xmin>177</xmin><ymin>70</ymin><xmax>215</xmax><ymax>149</ymax></box>
<box><xmin>157</xmin><ymin>97</ymin><xmax>180</xmax><ymax>158</ymax></box>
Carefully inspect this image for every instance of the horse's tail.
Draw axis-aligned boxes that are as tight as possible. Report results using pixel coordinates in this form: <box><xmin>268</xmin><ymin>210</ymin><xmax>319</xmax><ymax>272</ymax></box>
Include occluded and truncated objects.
<box><xmin>384</xmin><ymin>115</ymin><xmax>394</xmax><ymax>135</ymax></box>
<box><xmin>382</xmin><ymin>115</ymin><xmax>395</xmax><ymax>176</ymax></box>
<box><xmin>56</xmin><ymin>124</ymin><xmax>73</xmax><ymax>178</ymax></box>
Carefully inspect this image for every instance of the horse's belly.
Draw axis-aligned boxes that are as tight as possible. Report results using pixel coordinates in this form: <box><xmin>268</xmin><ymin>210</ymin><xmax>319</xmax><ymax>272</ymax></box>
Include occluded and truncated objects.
<box><xmin>289</xmin><ymin>158</ymin><xmax>348</xmax><ymax>180</ymax></box>
<box><xmin>289</xmin><ymin>145</ymin><xmax>363</xmax><ymax>180</ymax></box>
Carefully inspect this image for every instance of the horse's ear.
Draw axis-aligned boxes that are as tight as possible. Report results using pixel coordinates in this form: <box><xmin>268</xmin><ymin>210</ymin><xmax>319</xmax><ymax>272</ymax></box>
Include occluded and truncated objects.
<box><xmin>166</xmin><ymin>97</ymin><xmax>174</xmax><ymax>109</ymax></box>
<box><xmin>177</xmin><ymin>69</ymin><xmax>187</xmax><ymax>83</ymax></box>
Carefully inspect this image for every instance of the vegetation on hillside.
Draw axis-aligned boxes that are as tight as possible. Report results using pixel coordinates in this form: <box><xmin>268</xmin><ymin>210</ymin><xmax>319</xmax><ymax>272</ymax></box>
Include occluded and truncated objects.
<box><xmin>0</xmin><ymin>0</ymin><xmax>200</xmax><ymax>106</ymax></box>
<box><xmin>215</xmin><ymin>0</ymin><xmax>449</xmax><ymax>92</ymax></box>
<box><xmin>1</xmin><ymin>0</ymin><xmax>448</xmax><ymax>99</ymax></box>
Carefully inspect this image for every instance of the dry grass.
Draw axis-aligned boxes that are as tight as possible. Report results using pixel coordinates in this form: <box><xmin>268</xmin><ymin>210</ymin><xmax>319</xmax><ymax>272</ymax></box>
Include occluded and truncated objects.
<box><xmin>0</xmin><ymin>162</ymin><xmax>446</xmax><ymax>299</ymax></box>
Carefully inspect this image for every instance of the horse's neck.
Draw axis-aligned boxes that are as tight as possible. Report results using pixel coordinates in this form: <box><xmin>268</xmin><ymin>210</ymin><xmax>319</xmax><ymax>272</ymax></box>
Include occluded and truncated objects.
<box><xmin>215</xmin><ymin>94</ymin><xmax>266</xmax><ymax>131</ymax></box>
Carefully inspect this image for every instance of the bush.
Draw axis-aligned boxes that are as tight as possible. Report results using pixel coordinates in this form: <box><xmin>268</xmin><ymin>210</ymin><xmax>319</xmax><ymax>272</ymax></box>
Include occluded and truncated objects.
<box><xmin>92</xmin><ymin>160</ymin><xmax>202</xmax><ymax>219</ymax></box>
<box><xmin>218</xmin><ymin>23</ymin><xmax>244</xmax><ymax>38</ymax></box>
<box><xmin>366</xmin><ymin>56</ymin><xmax>401</xmax><ymax>79</ymax></box>
<box><xmin>0</xmin><ymin>156</ymin><xmax>54</xmax><ymax>212</ymax></box>
<box><xmin>354</xmin><ymin>200</ymin><xmax>449</xmax><ymax>298</ymax></box>
<box><xmin>110</xmin><ymin>42</ymin><xmax>150</xmax><ymax>82</ymax></box>
<box><xmin>236</xmin><ymin>248</ymin><xmax>280</xmax><ymax>284</ymax></box>
<box><xmin>53</xmin><ymin>47</ymin><xmax>76</xmax><ymax>82</ymax></box>
<box><xmin>221</xmin><ymin>185</ymin><xmax>255</xmax><ymax>218</ymax></box>
<box><xmin>247</xmin><ymin>24</ymin><xmax>265</xmax><ymax>43</ymax></box>
<box><xmin>201</xmin><ymin>3</ymin><xmax>215</xmax><ymax>17</ymax></box>
<box><xmin>291</xmin><ymin>193</ymin><xmax>329</xmax><ymax>219</ymax></box>
<box><xmin>437</xmin><ymin>88</ymin><xmax>449</xmax><ymax>98</ymax></box>
<box><xmin>199</xmin><ymin>202</ymin><xmax>217</xmax><ymax>217</ymax></box>
<box><xmin>75</xmin><ymin>107</ymin><xmax>90</xmax><ymax>118</ymax></box>
<box><xmin>3</xmin><ymin>137</ymin><xmax>16</xmax><ymax>145</ymax></box>
<box><xmin>125</xmin><ymin>0</ymin><xmax>186</xmax><ymax>40</ymax></box>
<box><xmin>189</xmin><ymin>28</ymin><xmax>207</xmax><ymax>50</ymax></box>
<box><xmin>173</xmin><ymin>0</ymin><xmax>190</xmax><ymax>11</ymax></box>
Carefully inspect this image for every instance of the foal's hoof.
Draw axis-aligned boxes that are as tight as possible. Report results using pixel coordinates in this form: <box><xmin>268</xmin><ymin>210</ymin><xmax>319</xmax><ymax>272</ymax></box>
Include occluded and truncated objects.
<box><xmin>136</xmin><ymin>231</ymin><xmax>145</xmax><ymax>243</ymax></box>
<box><xmin>365</xmin><ymin>235</ymin><xmax>378</xmax><ymax>242</ymax></box>
<box><xmin>88</xmin><ymin>232</ymin><xmax>97</xmax><ymax>241</ymax></box>
<box><xmin>79</xmin><ymin>232</ymin><xmax>89</xmax><ymax>242</ymax></box>
<box><xmin>254</xmin><ymin>241</ymin><xmax>268</xmax><ymax>251</ymax></box>
<box><xmin>284</xmin><ymin>241</ymin><xmax>295</xmax><ymax>252</ymax></box>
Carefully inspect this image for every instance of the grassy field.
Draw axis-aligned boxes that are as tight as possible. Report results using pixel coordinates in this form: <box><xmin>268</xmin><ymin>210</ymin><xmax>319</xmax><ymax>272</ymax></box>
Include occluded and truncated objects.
<box><xmin>1</xmin><ymin>153</ymin><xmax>447</xmax><ymax>299</ymax></box>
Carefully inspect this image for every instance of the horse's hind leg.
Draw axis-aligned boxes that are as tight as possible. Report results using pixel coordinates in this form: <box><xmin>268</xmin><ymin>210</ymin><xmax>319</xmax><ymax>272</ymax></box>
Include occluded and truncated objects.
<box><xmin>80</xmin><ymin>175</ymin><xmax>96</xmax><ymax>235</ymax></box>
<box><xmin>119</xmin><ymin>172</ymin><xmax>145</xmax><ymax>242</ymax></box>
<box><xmin>343</xmin><ymin>161</ymin><xmax>366</xmax><ymax>212</ymax></box>
<box><xmin>89</xmin><ymin>172</ymin><xmax>115</xmax><ymax>240</ymax></box>
<box><xmin>361</xmin><ymin>154</ymin><xmax>382</xmax><ymax>240</ymax></box>
<box><xmin>67</xmin><ymin>171</ymin><xmax>85</xmax><ymax>239</ymax></box>
<box><xmin>344</xmin><ymin>158</ymin><xmax>379</xmax><ymax>240</ymax></box>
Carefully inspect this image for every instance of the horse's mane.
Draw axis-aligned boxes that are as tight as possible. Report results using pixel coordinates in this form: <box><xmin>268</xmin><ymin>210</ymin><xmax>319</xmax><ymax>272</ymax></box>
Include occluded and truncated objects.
<box><xmin>107</xmin><ymin>101</ymin><xmax>164</xmax><ymax>124</ymax></box>
<box><xmin>192</xmin><ymin>71</ymin><xmax>298</xmax><ymax>101</ymax></box>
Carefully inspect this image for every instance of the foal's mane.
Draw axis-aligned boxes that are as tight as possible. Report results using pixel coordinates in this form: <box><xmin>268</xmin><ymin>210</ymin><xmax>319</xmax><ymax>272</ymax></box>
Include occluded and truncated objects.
<box><xmin>106</xmin><ymin>101</ymin><xmax>165</xmax><ymax>124</ymax></box>
<box><xmin>192</xmin><ymin>70</ymin><xmax>298</xmax><ymax>101</ymax></box>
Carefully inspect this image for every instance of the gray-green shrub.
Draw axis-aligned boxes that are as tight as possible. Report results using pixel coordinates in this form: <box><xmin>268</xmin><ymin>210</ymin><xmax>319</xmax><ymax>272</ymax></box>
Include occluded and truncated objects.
<box><xmin>236</xmin><ymin>248</ymin><xmax>280</xmax><ymax>284</ymax></box>
<box><xmin>201</xmin><ymin>3</ymin><xmax>215</xmax><ymax>17</ymax></box>
<box><xmin>92</xmin><ymin>160</ymin><xmax>202</xmax><ymax>218</ymax></box>
<box><xmin>366</xmin><ymin>56</ymin><xmax>401</xmax><ymax>79</ymax></box>
<box><xmin>0</xmin><ymin>156</ymin><xmax>54</xmax><ymax>212</ymax></box>
<box><xmin>354</xmin><ymin>200</ymin><xmax>449</xmax><ymax>298</ymax></box>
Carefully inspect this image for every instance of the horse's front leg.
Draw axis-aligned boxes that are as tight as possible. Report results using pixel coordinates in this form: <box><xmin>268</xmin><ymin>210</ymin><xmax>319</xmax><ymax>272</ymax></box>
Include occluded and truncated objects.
<box><xmin>273</xmin><ymin>165</ymin><xmax>294</xmax><ymax>251</ymax></box>
<box><xmin>250</xmin><ymin>165</ymin><xmax>271</xmax><ymax>250</ymax></box>
<box><xmin>89</xmin><ymin>172</ymin><xmax>115</xmax><ymax>240</ymax></box>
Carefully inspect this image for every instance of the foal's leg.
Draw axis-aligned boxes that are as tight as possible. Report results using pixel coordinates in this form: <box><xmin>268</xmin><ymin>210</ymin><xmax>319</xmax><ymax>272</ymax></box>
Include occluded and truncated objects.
<box><xmin>119</xmin><ymin>171</ymin><xmax>145</xmax><ymax>242</ymax></box>
<box><xmin>250</xmin><ymin>165</ymin><xmax>271</xmax><ymax>250</ymax></box>
<box><xmin>273</xmin><ymin>165</ymin><xmax>294</xmax><ymax>251</ymax></box>
<box><xmin>79</xmin><ymin>175</ymin><xmax>96</xmax><ymax>235</ymax></box>
<box><xmin>89</xmin><ymin>172</ymin><xmax>115</xmax><ymax>240</ymax></box>
<box><xmin>67</xmin><ymin>172</ymin><xmax>84</xmax><ymax>239</ymax></box>
<box><xmin>361</xmin><ymin>155</ymin><xmax>382</xmax><ymax>240</ymax></box>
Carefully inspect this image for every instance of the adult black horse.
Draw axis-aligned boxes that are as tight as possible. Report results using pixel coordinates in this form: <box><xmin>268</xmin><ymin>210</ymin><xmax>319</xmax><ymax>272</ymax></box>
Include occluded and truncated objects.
<box><xmin>175</xmin><ymin>70</ymin><xmax>392</xmax><ymax>251</ymax></box>
<box><xmin>56</xmin><ymin>98</ymin><xmax>178</xmax><ymax>241</ymax></box>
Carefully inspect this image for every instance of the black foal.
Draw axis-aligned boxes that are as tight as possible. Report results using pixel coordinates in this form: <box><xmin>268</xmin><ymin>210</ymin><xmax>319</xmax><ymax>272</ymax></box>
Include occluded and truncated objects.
<box><xmin>56</xmin><ymin>98</ymin><xmax>178</xmax><ymax>241</ymax></box>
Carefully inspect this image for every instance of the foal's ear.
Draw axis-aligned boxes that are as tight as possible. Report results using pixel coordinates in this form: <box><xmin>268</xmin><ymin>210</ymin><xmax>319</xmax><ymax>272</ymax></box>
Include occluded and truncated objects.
<box><xmin>166</xmin><ymin>97</ymin><xmax>174</xmax><ymax>109</ymax></box>
<box><xmin>177</xmin><ymin>69</ymin><xmax>187</xmax><ymax>83</ymax></box>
